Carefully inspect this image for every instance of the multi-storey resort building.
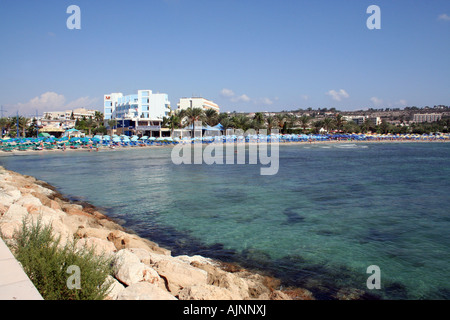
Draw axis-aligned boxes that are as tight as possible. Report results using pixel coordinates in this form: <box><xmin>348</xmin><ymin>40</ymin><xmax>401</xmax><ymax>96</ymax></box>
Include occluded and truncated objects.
<box><xmin>104</xmin><ymin>90</ymin><xmax>171</xmax><ymax>137</ymax></box>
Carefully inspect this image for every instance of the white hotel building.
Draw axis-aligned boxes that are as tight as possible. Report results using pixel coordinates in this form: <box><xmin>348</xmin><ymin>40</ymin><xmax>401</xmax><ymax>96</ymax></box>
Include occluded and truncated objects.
<box><xmin>177</xmin><ymin>97</ymin><xmax>220</xmax><ymax>113</ymax></box>
<box><xmin>413</xmin><ymin>113</ymin><xmax>442</xmax><ymax>123</ymax></box>
<box><xmin>104</xmin><ymin>90</ymin><xmax>171</xmax><ymax>136</ymax></box>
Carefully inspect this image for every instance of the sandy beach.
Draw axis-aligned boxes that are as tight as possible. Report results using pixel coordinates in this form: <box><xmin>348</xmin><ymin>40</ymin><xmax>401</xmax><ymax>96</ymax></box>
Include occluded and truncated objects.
<box><xmin>1</xmin><ymin>138</ymin><xmax>447</xmax><ymax>158</ymax></box>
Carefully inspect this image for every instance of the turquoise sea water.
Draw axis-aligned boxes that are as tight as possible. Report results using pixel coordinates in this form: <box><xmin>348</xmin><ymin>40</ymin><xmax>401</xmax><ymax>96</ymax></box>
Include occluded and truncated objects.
<box><xmin>1</xmin><ymin>142</ymin><xmax>449</xmax><ymax>299</ymax></box>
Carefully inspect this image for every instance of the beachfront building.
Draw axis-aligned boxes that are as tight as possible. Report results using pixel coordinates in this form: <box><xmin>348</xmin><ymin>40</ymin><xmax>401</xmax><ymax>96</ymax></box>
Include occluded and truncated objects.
<box><xmin>412</xmin><ymin>113</ymin><xmax>442</xmax><ymax>123</ymax></box>
<box><xmin>43</xmin><ymin>108</ymin><xmax>96</xmax><ymax>121</ymax></box>
<box><xmin>177</xmin><ymin>97</ymin><xmax>220</xmax><ymax>113</ymax></box>
<box><xmin>104</xmin><ymin>90</ymin><xmax>171</xmax><ymax>137</ymax></box>
<box><xmin>344</xmin><ymin>116</ymin><xmax>381</xmax><ymax>126</ymax></box>
<box><xmin>41</xmin><ymin>108</ymin><xmax>98</xmax><ymax>130</ymax></box>
<box><xmin>39</xmin><ymin>118</ymin><xmax>76</xmax><ymax>130</ymax></box>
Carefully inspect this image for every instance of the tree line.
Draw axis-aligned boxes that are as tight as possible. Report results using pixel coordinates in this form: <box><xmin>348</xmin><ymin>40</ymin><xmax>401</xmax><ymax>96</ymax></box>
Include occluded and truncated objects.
<box><xmin>163</xmin><ymin>108</ymin><xmax>450</xmax><ymax>135</ymax></box>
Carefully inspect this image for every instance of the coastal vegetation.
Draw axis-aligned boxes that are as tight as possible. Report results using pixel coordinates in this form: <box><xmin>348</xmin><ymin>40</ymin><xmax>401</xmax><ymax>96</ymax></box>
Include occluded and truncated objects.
<box><xmin>74</xmin><ymin>111</ymin><xmax>106</xmax><ymax>135</ymax></box>
<box><xmin>162</xmin><ymin>107</ymin><xmax>450</xmax><ymax>135</ymax></box>
<box><xmin>6</xmin><ymin>217</ymin><xmax>114</xmax><ymax>300</ymax></box>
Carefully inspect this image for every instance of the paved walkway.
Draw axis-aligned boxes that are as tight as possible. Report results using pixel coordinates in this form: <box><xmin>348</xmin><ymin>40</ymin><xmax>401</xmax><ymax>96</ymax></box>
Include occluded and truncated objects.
<box><xmin>0</xmin><ymin>238</ymin><xmax>43</xmax><ymax>300</ymax></box>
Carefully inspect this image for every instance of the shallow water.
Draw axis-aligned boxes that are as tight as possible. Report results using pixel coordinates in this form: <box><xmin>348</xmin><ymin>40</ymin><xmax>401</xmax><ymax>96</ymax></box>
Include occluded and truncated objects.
<box><xmin>1</xmin><ymin>142</ymin><xmax>449</xmax><ymax>299</ymax></box>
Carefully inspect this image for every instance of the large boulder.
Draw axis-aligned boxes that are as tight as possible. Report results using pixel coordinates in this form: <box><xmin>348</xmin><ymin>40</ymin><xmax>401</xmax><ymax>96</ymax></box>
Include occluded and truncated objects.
<box><xmin>61</xmin><ymin>214</ymin><xmax>98</xmax><ymax>234</ymax></box>
<box><xmin>129</xmin><ymin>248</ymin><xmax>176</xmax><ymax>266</ymax></box>
<box><xmin>152</xmin><ymin>259</ymin><xmax>208</xmax><ymax>295</ymax></box>
<box><xmin>35</xmin><ymin>206</ymin><xmax>66</xmax><ymax>221</ymax></box>
<box><xmin>107</xmin><ymin>229</ymin><xmax>170</xmax><ymax>255</ymax></box>
<box><xmin>178</xmin><ymin>284</ymin><xmax>238</xmax><ymax>300</ymax></box>
<box><xmin>116</xmin><ymin>282</ymin><xmax>177</xmax><ymax>300</ymax></box>
<box><xmin>50</xmin><ymin>218</ymin><xmax>74</xmax><ymax>247</ymax></box>
<box><xmin>76</xmin><ymin>227</ymin><xmax>111</xmax><ymax>240</ymax></box>
<box><xmin>208</xmin><ymin>271</ymin><xmax>250</xmax><ymax>300</ymax></box>
<box><xmin>104</xmin><ymin>275</ymin><xmax>126</xmax><ymax>300</ymax></box>
<box><xmin>30</xmin><ymin>191</ymin><xmax>52</xmax><ymax>207</ymax></box>
<box><xmin>75</xmin><ymin>237</ymin><xmax>117</xmax><ymax>256</ymax></box>
<box><xmin>176</xmin><ymin>255</ymin><xmax>216</xmax><ymax>266</ymax></box>
<box><xmin>116</xmin><ymin>262</ymin><xmax>162</xmax><ymax>287</ymax></box>
<box><xmin>0</xmin><ymin>187</ymin><xmax>21</xmax><ymax>207</ymax></box>
<box><xmin>2</xmin><ymin>204</ymin><xmax>28</xmax><ymax>222</ymax></box>
<box><xmin>114</xmin><ymin>249</ymin><xmax>163</xmax><ymax>287</ymax></box>
<box><xmin>114</xmin><ymin>249</ymin><xmax>141</xmax><ymax>266</ymax></box>
<box><xmin>0</xmin><ymin>220</ymin><xmax>22</xmax><ymax>239</ymax></box>
<box><xmin>15</xmin><ymin>195</ymin><xmax>42</xmax><ymax>207</ymax></box>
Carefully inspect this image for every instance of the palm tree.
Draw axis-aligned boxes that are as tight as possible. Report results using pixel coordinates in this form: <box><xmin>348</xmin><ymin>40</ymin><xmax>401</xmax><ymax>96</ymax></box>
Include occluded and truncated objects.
<box><xmin>18</xmin><ymin>117</ymin><xmax>29</xmax><ymax>137</ymax></box>
<box><xmin>323</xmin><ymin>117</ymin><xmax>334</xmax><ymax>133</ymax></box>
<box><xmin>253</xmin><ymin>112</ymin><xmax>265</xmax><ymax>126</ymax></box>
<box><xmin>299</xmin><ymin>115</ymin><xmax>310</xmax><ymax>133</ymax></box>
<box><xmin>231</xmin><ymin>114</ymin><xmax>251</xmax><ymax>131</ymax></box>
<box><xmin>219</xmin><ymin>117</ymin><xmax>233</xmax><ymax>135</ymax></box>
<box><xmin>218</xmin><ymin>112</ymin><xmax>230</xmax><ymax>123</ymax></box>
<box><xmin>108</xmin><ymin>119</ymin><xmax>117</xmax><ymax>129</ymax></box>
<box><xmin>361</xmin><ymin>118</ymin><xmax>372</xmax><ymax>133</ymax></box>
<box><xmin>204</xmin><ymin>109</ymin><xmax>219</xmax><ymax>126</ymax></box>
<box><xmin>284</xmin><ymin>114</ymin><xmax>298</xmax><ymax>133</ymax></box>
<box><xmin>266</xmin><ymin>116</ymin><xmax>276</xmax><ymax>132</ymax></box>
<box><xmin>167</xmin><ymin>113</ymin><xmax>182</xmax><ymax>137</ymax></box>
<box><xmin>275</xmin><ymin>114</ymin><xmax>286</xmax><ymax>130</ymax></box>
<box><xmin>85</xmin><ymin>118</ymin><xmax>95</xmax><ymax>137</ymax></box>
<box><xmin>378</xmin><ymin>120</ymin><xmax>390</xmax><ymax>134</ymax></box>
<box><xmin>94</xmin><ymin>111</ymin><xmax>104</xmax><ymax>126</ymax></box>
<box><xmin>183</xmin><ymin>107</ymin><xmax>205</xmax><ymax>137</ymax></box>
<box><xmin>312</xmin><ymin>120</ymin><xmax>323</xmax><ymax>134</ymax></box>
<box><xmin>107</xmin><ymin>119</ymin><xmax>117</xmax><ymax>135</ymax></box>
<box><xmin>0</xmin><ymin>117</ymin><xmax>9</xmax><ymax>137</ymax></box>
<box><xmin>335</xmin><ymin>114</ymin><xmax>345</xmax><ymax>132</ymax></box>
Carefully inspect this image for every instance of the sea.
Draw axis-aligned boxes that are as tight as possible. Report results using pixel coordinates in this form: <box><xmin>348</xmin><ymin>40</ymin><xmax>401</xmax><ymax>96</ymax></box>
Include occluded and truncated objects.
<box><xmin>1</xmin><ymin>142</ymin><xmax>449</xmax><ymax>300</ymax></box>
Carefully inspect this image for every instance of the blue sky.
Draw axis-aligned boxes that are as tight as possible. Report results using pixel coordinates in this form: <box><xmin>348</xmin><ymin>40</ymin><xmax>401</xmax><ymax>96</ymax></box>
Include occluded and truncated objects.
<box><xmin>0</xmin><ymin>0</ymin><xmax>449</xmax><ymax>116</ymax></box>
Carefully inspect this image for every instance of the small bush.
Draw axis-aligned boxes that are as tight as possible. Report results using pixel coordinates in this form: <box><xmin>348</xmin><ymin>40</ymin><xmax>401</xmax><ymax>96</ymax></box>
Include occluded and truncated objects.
<box><xmin>8</xmin><ymin>217</ymin><xmax>115</xmax><ymax>300</ymax></box>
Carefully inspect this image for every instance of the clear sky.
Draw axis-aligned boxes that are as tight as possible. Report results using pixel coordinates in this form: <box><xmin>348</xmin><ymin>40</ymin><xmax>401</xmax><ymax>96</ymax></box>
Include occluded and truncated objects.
<box><xmin>0</xmin><ymin>0</ymin><xmax>449</xmax><ymax>116</ymax></box>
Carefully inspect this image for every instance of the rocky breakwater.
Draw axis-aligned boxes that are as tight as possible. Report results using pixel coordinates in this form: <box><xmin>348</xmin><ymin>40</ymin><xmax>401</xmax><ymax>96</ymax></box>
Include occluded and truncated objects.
<box><xmin>0</xmin><ymin>166</ymin><xmax>314</xmax><ymax>300</ymax></box>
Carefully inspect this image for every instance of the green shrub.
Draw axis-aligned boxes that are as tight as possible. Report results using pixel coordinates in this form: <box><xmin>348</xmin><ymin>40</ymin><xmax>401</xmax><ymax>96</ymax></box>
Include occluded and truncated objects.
<box><xmin>7</xmin><ymin>217</ymin><xmax>115</xmax><ymax>300</ymax></box>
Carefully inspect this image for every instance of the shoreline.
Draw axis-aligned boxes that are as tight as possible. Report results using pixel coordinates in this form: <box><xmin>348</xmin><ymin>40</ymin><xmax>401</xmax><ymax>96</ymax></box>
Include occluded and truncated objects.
<box><xmin>0</xmin><ymin>138</ymin><xmax>448</xmax><ymax>158</ymax></box>
<box><xmin>0</xmin><ymin>165</ymin><xmax>317</xmax><ymax>300</ymax></box>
